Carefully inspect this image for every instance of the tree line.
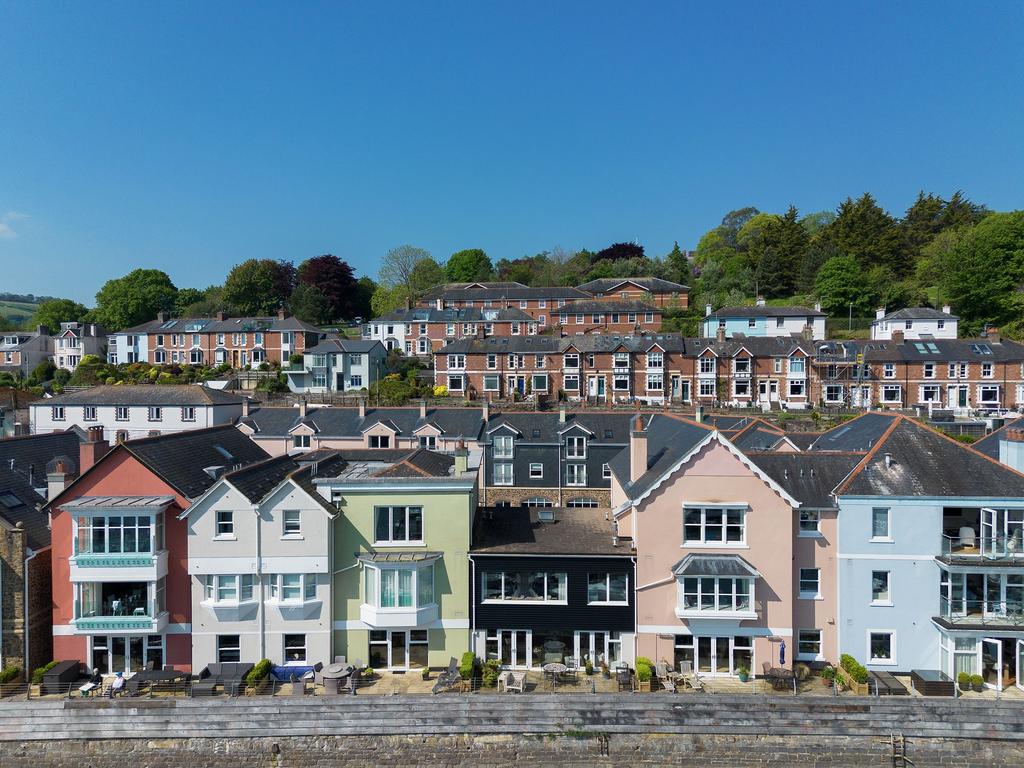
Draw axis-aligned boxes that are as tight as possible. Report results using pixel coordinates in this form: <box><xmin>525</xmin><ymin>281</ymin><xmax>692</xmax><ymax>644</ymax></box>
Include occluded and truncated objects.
<box><xmin>9</xmin><ymin>190</ymin><xmax>1023</xmax><ymax>338</ymax></box>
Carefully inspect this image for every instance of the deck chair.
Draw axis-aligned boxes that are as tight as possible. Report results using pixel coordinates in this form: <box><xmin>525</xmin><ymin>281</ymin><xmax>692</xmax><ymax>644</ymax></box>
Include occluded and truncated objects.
<box><xmin>656</xmin><ymin>661</ymin><xmax>677</xmax><ymax>693</ymax></box>
<box><xmin>125</xmin><ymin>676</ymin><xmax>146</xmax><ymax>697</ymax></box>
<box><xmin>431</xmin><ymin>657</ymin><xmax>462</xmax><ymax>695</ymax></box>
<box><xmin>346</xmin><ymin>668</ymin><xmax>362</xmax><ymax>695</ymax></box>
<box><xmin>681</xmin><ymin>660</ymin><xmax>705</xmax><ymax>691</ymax></box>
<box><xmin>504</xmin><ymin>671</ymin><xmax>526</xmax><ymax>693</ymax></box>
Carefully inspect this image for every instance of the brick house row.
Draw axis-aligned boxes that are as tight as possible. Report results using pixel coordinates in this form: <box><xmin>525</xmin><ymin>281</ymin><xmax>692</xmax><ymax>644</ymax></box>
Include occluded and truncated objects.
<box><xmin>436</xmin><ymin>329</ymin><xmax>1024</xmax><ymax>412</ymax></box>
<box><xmin>107</xmin><ymin>309</ymin><xmax>323</xmax><ymax>368</ymax></box>
<box><xmin>363</xmin><ymin>306</ymin><xmax>539</xmax><ymax>355</ymax></box>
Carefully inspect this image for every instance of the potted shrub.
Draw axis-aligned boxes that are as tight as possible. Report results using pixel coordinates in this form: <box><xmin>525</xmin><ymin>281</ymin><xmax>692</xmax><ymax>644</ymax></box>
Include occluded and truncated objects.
<box><xmin>736</xmin><ymin>665</ymin><xmax>750</xmax><ymax>683</ymax></box>
<box><xmin>957</xmin><ymin>672</ymin><xmax>971</xmax><ymax>692</ymax></box>
<box><xmin>421</xmin><ymin>667</ymin><xmax>430</xmax><ymax>681</ymax></box>
<box><xmin>821</xmin><ymin>665</ymin><xmax>837</xmax><ymax>688</ymax></box>
<box><xmin>245</xmin><ymin>659</ymin><xmax>273</xmax><ymax>694</ymax></box>
<box><xmin>971</xmin><ymin>674</ymin><xmax>985</xmax><ymax>692</ymax></box>
<box><xmin>482</xmin><ymin>659</ymin><xmax>501</xmax><ymax>689</ymax></box>
<box><xmin>585</xmin><ymin>659</ymin><xmax>594</xmax><ymax>676</ymax></box>
<box><xmin>635</xmin><ymin>656</ymin><xmax>654</xmax><ymax>692</ymax></box>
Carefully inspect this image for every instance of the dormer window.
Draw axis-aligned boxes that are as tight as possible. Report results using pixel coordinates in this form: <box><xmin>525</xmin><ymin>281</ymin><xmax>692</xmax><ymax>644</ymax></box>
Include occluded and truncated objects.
<box><xmin>566</xmin><ymin>436</ymin><xmax>587</xmax><ymax>459</ymax></box>
<box><xmin>493</xmin><ymin>434</ymin><xmax>514</xmax><ymax>459</ymax></box>
<box><xmin>369</xmin><ymin>435</ymin><xmax>391</xmax><ymax>448</ymax></box>
<box><xmin>613</xmin><ymin>352</ymin><xmax>629</xmax><ymax>367</ymax></box>
<box><xmin>564</xmin><ymin>353</ymin><xmax>580</xmax><ymax>368</ymax></box>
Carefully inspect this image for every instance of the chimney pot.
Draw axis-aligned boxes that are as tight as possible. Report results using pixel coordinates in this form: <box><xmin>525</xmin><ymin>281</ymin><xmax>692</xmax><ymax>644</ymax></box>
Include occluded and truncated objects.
<box><xmin>156</xmin><ymin>311</ymin><xmax>169</xmax><ymax>323</ymax></box>
<box><xmin>419</xmin><ymin>399</ymin><xmax>427</xmax><ymax>419</ymax></box>
<box><xmin>277</xmin><ymin>307</ymin><xmax>287</xmax><ymax>320</ymax></box>
<box><xmin>987</xmin><ymin>327</ymin><xmax>1001</xmax><ymax>343</ymax></box>
<box><xmin>705</xmin><ymin>304</ymin><xmax>713</xmax><ymax>317</ymax></box>
<box><xmin>79</xmin><ymin>427</ymin><xmax>110</xmax><ymax>473</ymax></box>
<box><xmin>298</xmin><ymin>399</ymin><xmax>307</xmax><ymax>419</ymax></box>
<box><xmin>242</xmin><ymin>397</ymin><xmax>250</xmax><ymax>418</ymax></box>
<box><xmin>891</xmin><ymin>329</ymin><xmax>904</xmax><ymax>344</ymax></box>
<box><xmin>216</xmin><ymin>311</ymin><xmax>228</xmax><ymax>321</ymax></box>
<box><xmin>559</xmin><ymin>406</ymin><xmax>567</xmax><ymax>424</ymax></box>
<box><xmin>629</xmin><ymin>414</ymin><xmax>648</xmax><ymax>484</ymax></box>
<box><xmin>481</xmin><ymin>398</ymin><xmax>490</xmax><ymax>423</ymax></box>
<box><xmin>755</xmin><ymin>296</ymin><xmax>765</xmax><ymax>307</ymax></box>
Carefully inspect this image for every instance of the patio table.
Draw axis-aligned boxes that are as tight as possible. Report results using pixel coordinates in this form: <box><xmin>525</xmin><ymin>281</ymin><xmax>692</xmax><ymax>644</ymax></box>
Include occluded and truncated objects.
<box><xmin>542</xmin><ymin>662</ymin><xmax>567</xmax><ymax>690</ymax></box>
<box><xmin>321</xmin><ymin>663</ymin><xmax>354</xmax><ymax>680</ymax></box>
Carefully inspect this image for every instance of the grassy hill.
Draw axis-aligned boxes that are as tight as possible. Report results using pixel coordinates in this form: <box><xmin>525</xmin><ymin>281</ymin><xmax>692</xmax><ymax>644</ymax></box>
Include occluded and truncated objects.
<box><xmin>0</xmin><ymin>299</ymin><xmax>41</xmax><ymax>327</ymax></box>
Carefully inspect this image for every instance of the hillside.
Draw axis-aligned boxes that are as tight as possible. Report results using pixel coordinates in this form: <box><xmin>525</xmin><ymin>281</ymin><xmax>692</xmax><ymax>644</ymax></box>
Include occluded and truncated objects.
<box><xmin>0</xmin><ymin>298</ymin><xmax>41</xmax><ymax>327</ymax></box>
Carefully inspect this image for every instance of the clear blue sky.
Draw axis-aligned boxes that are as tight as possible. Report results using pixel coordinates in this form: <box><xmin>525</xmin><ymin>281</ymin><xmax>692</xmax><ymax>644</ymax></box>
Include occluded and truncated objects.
<box><xmin>1</xmin><ymin>1</ymin><xmax>1021</xmax><ymax>304</ymax></box>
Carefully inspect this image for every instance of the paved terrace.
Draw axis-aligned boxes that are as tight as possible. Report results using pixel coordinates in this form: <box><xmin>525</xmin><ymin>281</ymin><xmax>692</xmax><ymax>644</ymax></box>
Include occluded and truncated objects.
<box><xmin>1</xmin><ymin>693</ymin><xmax>1023</xmax><ymax>742</ymax></box>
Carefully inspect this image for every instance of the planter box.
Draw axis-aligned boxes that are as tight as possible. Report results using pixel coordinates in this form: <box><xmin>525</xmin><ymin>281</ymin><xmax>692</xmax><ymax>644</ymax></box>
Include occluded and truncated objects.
<box><xmin>836</xmin><ymin>666</ymin><xmax>870</xmax><ymax>695</ymax></box>
<box><xmin>638</xmin><ymin>681</ymin><xmax>651</xmax><ymax>692</ymax></box>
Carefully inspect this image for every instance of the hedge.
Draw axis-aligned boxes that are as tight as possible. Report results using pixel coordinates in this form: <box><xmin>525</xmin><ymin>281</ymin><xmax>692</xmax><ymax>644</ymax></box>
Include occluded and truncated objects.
<box><xmin>635</xmin><ymin>656</ymin><xmax>654</xmax><ymax>683</ymax></box>
<box><xmin>31</xmin><ymin>660</ymin><xmax>59</xmax><ymax>684</ymax></box>
<box><xmin>459</xmin><ymin>652</ymin><xmax>478</xmax><ymax>681</ymax></box>
<box><xmin>0</xmin><ymin>666</ymin><xmax>20</xmax><ymax>684</ymax></box>
<box><xmin>839</xmin><ymin>653</ymin><xmax>869</xmax><ymax>684</ymax></box>
<box><xmin>245</xmin><ymin>659</ymin><xmax>272</xmax><ymax>687</ymax></box>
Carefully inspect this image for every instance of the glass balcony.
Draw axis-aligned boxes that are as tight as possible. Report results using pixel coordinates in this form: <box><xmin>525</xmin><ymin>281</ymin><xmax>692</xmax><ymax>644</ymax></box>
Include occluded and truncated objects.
<box><xmin>72</xmin><ymin>580</ymin><xmax>167</xmax><ymax>633</ymax></box>
<box><xmin>936</xmin><ymin>595</ymin><xmax>1024</xmax><ymax>628</ymax></box>
<box><xmin>939</xmin><ymin>533</ymin><xmax>1024</xmax><ymax>563</ymax></box>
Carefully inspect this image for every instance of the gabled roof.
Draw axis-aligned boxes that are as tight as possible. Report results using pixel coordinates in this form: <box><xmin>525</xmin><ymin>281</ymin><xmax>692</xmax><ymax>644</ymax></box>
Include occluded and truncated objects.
<box><xmin>484</xmin><ymin>411</ymin><xmax>637</xmax><ymax>444</ymax></box>
<box><xmin>577</xmin><ymin>277</ymin><xmax>690</xmax><ymax>294</ymax></box>
<box><xmin>807</xmin><ymin>412</ymin><xmax>898</xmax><ymax>452</ymax></box>
<box><xmin>37</xmin><ymin>385</ymin><xmax>245</xmax><ymax>407</ymax></box>
<box><xmin>834</xmin><ymin>416</ymin><xmax>1024</xmax><ymax>498</ymax></box>
<box><xmin>240</xmin><ymin>406</ymin><xmax>486</xmax><ymax>442</ymax></box>
<box><xmin>419</xmin><ymin>284</ymin><xmax>591</xmax><ymax>302</ymax></box>
<box><xmin>875</xmin><ymin>307</ymin><xmax>958</xmax><ymax>322</ymax></box>
<box><xmin>707</xmin><ymin>305</ymin><xmax>825</xmax><ymax>318</ymax></box>
<box><xmin>373</xmin><ymin>449</ymin><xmax>455</xmax><ymax>478</ymax></box>
<box><xmin>304</xmin><ymin>338</ymin><xmax>384</xmax><ymax>355</ymax></box>
<box><xmin>373</xmin><ymin>306</ymin><xmax>535</xmax><ymax>324</ymax></box>
<box><xmin>972</xmin><ymin>418</ymin><xmax>1024</xmax><ymax>460</ymax></box>
<box><xmin>746</xmin><ymin>453</ymin><xmax>861</xmax><ymax>508</ymax></box>
<box><xmin>122</xmin><ymin>424</ymin><xmax>270</xmax><ymax>499</ymax></box>
<box><xmin>120</xmin><ymin>314</ymin><xmax>323</xmax><ymax>335</ymax></box>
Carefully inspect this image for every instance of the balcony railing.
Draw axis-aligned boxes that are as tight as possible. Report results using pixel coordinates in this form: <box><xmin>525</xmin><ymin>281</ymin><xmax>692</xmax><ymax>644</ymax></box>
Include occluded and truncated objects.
<box><xmin>939</xmin><ymin>533</ymin><xmax>1024</xmax><ymax>562</ymax></box>
<box><xmin>72</xmin><ymin>553</ymin><xmax>156</xmax><ymax>568</ymax></box>
<box><xmin>936</xmin><ymin>596</ymin><xmax>1024</xmax><ymax>628</ymax></box>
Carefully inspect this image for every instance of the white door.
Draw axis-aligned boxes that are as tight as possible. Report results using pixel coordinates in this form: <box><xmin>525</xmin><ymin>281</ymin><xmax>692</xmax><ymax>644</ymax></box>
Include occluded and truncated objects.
<box><xmin>982</xmin><ymin>638</ymin><xmax>1003</xmax><ymax>690</ymax></box>
<box><xmin>982</xmin><ymin>508</ymin><xmax>999</xmax><ymax>557</ymax></box>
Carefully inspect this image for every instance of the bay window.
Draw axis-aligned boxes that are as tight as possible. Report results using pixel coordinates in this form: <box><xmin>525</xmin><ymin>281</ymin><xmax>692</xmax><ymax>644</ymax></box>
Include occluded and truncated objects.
<box><xmin>268</xmin><ymin>573</ymin><xmax>319</xmax><ymax>603</ymax></box>
<box><xmin>203</xmin><ymin>574</ymin><xmax>256</xmax><ymax>604</ymax></box>
<box><xmin>680</xmin><ymin>576</ymin><xmax>752</xmax><ymax>613</ymax></box>
<box><xmin>363</xmin><ymin>563</ymin><xmax>434</xmax><ymax>609</ymax></box>
<box><xmin>75</xmin><ymin>514</ymin><xmax>161</xmax><ymax>555</ymax></box>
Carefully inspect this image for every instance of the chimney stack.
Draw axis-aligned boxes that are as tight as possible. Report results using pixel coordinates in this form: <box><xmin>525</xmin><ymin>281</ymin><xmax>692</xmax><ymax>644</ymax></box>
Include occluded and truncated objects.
<box><xmin>942</xmin><ymin>304</ymin><xmax>952</xmax><ymax>315</ymax></box>
<box><xmin>716</xmin><ymin>326</ymin><xmax>726</xmax><ymax>343</ymax></box>
<box><xmin>814</xmin><ymin>301</ymin><xmax>822</xmax><ymax>313</ymax></box>
<box><xmin>454</xmin><ymin>439</ymin><xmax>469</xmax><ymax>475</ymax></box>
<box><xmin>482</xmin><ymin>398</ymin><xmax>489</xmax><ymax>423</ymax></box>
<box><xmin>242</xmin><ymin>397</ymin><xmax>250</xmax><ymax>418</ymax></box>
<box><xmin>695</xmin><ymin>405</ymin><xmax>704</xmax><ymax>424</ymax></box>
<box><xmin>419</xmin><ymin>399</ymin><xmax>427</xmax><ymax>419</ymax></box>
<box><xmin>277</xmin><ymin>307</ymin><xmax>288</xmax><ymax>320</ymax></box>
<box><xmin>216</xmin><ymin>310</ymin><xmax>228</xmax><ymax>321</ymax></box>
<box><xmin>46</xmin><ymin>458</ymin><xmax>75</xmax><ymax>501</ymax></box>
<box><xmin>405</xmin><ymin>296</ymin><xmax>412</xmax><ymax>311</ymax></box>
<box><xmin>359</xmin><ymin>396</ymin><xmax>366</xmax><ymax>419</ymax></box>
<box><xmin>156</xmin><ymin>311</ymin><xmax>170</xmax><ymax>323</ymax></box>
<box><xmin>559</xmin><ymin>406</ymin><xmax>567</xmax><ymax>424</ymax></box>
<box><xmin>801</xmin><ymin>325</ymin><xmax>813</xmax><ymax>342</ymax></box>
<box><xmin>79</xmin><ymin>426</ymin><xmax>110</xmax><ymax>474</ymax></box>
<box><xmin>755</xmin><ymin>296</ymin><xmax>765</xmax><ymax>307</ymax></box>
<box><xmin>987</xmin><ymin>327</ymin><xmax>1001</xmax><ymax>344</ymax></box>
<box><xmin>999</xmin><ymin>428</ymin><xmax>1024</xmax><ymax>473</ymax></box>
<box><xmin>298</xmin><ymin>399</ymin><xmax>307</xmax><ymax>419</ymax></box>
<box><xmin>891</xmin><ymin>329</ymin><xmax>905</xmax><ymax>344</ymax></box>
<box><xmin>876</xmin><ymin>307</ymin><xmax>887</xmax><ymax>320</ymax></box>
<box><xmin>705</xmin><ymin>304</ymin><xmax>713</xmax><ymax>317</ymax></box>
<box><xmin>436</xmin><ymin>297</ymin><xmax>444</xmax><ymax>310</ymax></box>
<box><xmin>629</xmin><ymin>414</ymin><xmax>648</xmax><ymax>483</ymax></box>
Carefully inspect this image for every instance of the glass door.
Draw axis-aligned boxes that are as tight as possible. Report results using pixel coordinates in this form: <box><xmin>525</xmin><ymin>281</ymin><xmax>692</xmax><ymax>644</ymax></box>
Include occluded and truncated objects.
<box><xmin>982</xmin><ymin>508</ymin><xmax>999</xmax><ymax>558</ymax></box>
<box><xmin>982</xmin><ymin>638</ymin><xmax>1002</xmax><ymax>690</ymax></box>
<box><xmin>697</xmin><ymin>637</ymin><xmax>713</xmax><ymax>674</ymax></box>
<box><xmin>1017</xmin><ymin>640</ymin><xmax>1024</xmax><ymax>691</ymax></box>
<box><xmin>498</xmin><ymin>630</ymin><xmax>529</xmax><ymax>668</ymax></box>
<box><xmin>390</xmin><ymin>631</ymin><xmax>408</xmax><ymax>669</ymax></box>
<box><xmin>715</xmin><ymin>637</ymin><xmax>731</xmax><ymax>674</ymax></box>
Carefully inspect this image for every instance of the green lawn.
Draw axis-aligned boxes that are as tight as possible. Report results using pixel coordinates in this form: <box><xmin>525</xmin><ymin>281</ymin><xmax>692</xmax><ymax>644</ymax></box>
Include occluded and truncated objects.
<box><xmin>0</xmin><ymin>299</ymin><xmax>40</xmax><ymax>326</ymax></box>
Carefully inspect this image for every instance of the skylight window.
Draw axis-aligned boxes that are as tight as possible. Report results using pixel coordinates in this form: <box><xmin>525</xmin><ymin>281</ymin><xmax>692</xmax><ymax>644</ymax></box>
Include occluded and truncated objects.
<box><xmin>970</xmin><ymin>344</ymin><xmax>992</xmax><ymax>355</ymax></box>
<box><xmin>0</xmin><ymin>491</ymin><xmax>24</xmax><ymax>508</ymax></box>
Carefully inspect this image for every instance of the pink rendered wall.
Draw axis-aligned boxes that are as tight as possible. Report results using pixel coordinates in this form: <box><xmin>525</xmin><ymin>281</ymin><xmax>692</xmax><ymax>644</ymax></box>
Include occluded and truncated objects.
<box><xmin>633</xmin><ymin>439</ymin><xmax>796</xmax><ymax>669</ymax></box>
<box><xmin>793</xmin><ymin>508</ymin><xmax>838</xmax><ymax>662</ymax></box>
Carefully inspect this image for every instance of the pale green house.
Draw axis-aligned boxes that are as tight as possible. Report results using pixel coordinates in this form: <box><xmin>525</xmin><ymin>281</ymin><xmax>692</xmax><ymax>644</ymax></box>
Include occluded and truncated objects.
<box><xmin>313</xmin><ymin>446</ymin><xmax>479</xmax><ymax>670</ymax></box>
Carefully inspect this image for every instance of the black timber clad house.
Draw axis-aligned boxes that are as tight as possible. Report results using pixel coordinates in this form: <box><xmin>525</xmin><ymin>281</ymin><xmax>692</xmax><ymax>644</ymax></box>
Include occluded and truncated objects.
<box><xmin>470</xmin><ymin>506</ymin><xmax>636</xmax><ymax>670</ymax></box>
<box><xmin>480</xmin><ymin>411</ymin><xmax>640</xmax><ymax>507</ymax></box>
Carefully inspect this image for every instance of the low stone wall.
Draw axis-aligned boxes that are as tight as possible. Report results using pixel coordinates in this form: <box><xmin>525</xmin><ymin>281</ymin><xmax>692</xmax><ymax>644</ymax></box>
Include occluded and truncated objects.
<box><xmin>3</xmin><ymin>733</ymin><xmax>1023</xmax><ymax>768</ymax></box>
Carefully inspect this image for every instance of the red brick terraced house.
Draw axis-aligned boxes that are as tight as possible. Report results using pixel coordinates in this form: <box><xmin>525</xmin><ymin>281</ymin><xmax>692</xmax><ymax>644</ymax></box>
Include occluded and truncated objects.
<box><xmin>416</xmin><ymin>282</ymin><xmax>593</xmax><ymax>324</ymax></box>
<box><xmin>550</xmin><ymin>300</ymin><xmax>663</xmax><ymax>335</ymax></box>
<box><xmin>575</xmin><ymin>277</ymin><xmax>690</xmax><ymax>309</ymax></box>
<box><xmin>363</xmin><ymin>306</ymin><xmax>539</xmax><ymax>356</ymax></box>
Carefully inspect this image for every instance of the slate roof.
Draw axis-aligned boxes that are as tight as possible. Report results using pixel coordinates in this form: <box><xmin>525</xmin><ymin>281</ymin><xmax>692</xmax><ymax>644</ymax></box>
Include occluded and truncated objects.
<box><xmin>576</xmin><ymin>277</ymin><xmax>690</xmax><ymax>294</ymax></box>
<box><xmin>39</xmin><ymin>385</ymin><xmax>245</xmax><ymax>406</ymax></box>
<box><xmin>972</xmin><ymin>418</ymin><xmax>1024</xmax><ymax>460</ymax></box>
<box><xmin>559</xmin><ymin>334</ymin><xmax>688</xmax><ymax>353</ymax></box>
<box><xmin>806</xmin><ymin>413</ymin><xmax>898</xmax><ymax>452</ymax></box>
<box><xmin>814</xmin><ymin>338</ymin><xmax>1024</xmax><ymax>363</ymax></box>
<box><xmin>708</xmin><ymin>305</ymin><xmax>825</xmax><ymax>318</ymax></box>
<box><xmin>835</xmin><ymin>417</ymin><xmax>1024</xmax><ymax>498</ymax></box>
<box><xmin>373</xmin><ymin>449</ymin><xmax>455</xmax><ymax>478</ymax></box>
<box><xmin>875</xmin><ymin>307</ymin><xmax>958</xmax><ymax>322</ymax></box>
<box><xmin>689</xmin><ymin>336</ymin><xmax>816</xmax><ymax>357</ymax></box>
<box><xmin>304</xmin><ymin>338</ymin><xmax>383</xmax><ymax>355</ymax></box>
<box><xmin>730</xmin><ymin>421</ymin><xmax>789</xmax><ymax>452</ymax></box>
<box><xmin>241</xmin><ymin>406</ymin><xmax>486</xmax><ymax>442</ymax></box>
<box><xmin>123</xmin><ymin>424</ymin><xmax>270</xmax><ymax>499</ymax></box>
<box><xmin>672</xmin><ymin>553</ymin><xmax>759</xmax><ymax>577</ymax></box>
<box><xmin>608</xmin><ymin>414</ymin><xmax>714</xmax><ymax>499</ymax></box>
<box><xmin>0</xmin><ymin>429</ymin><xmax>84</xmax><ymax>487</ymax></box>
<box><xmin>471</xmin><ymin>506</ymin><xmax>624</xmax><ymax>555</ymax></box>
<box><xmin>439</xmin><ymin>333</ymin><xmax>689</xmax><ymax>356</ymax></box>
<box><xmin>555</xmin><ymin>300</ymin><xmax>659</xmax><ymax>315</ymax></box>
<box><xmin>224</xmin><ymin>454</ymin><xmax>300</xmax><ymax>503</ymax></box>
<box><xmin>373</xmin><ymin>307</ymin><xmax>535</xmax><ymax>324</ymax></box>
<box><xmin>0</xmin><ymin>464</ymin><xmax>49</xmax><ymax>550</ymax></box>
<box><xmin>746</xmin><ymin>453</ymin><xmax>861</xmax><ymax>508</ymax></box>
<box><xmin>485</xmin><ymin>411</ymin><xmax>638</xmax><ymax>445</ymax></box>
<box><xmin>420</xmin><ymin>284</ymin><xmax>591</xmax><ymax>302</ymax></box>
<box><xmin>121</xmin><ymin>315</ymin><xmax>323</xmax><ymax>335</ymax></box>
<box><xmin>436</xmin><ymin>337</ymin><xmax>563</xmax><ymax>355</ymax></box>
<box><xmin>785</xmin><ymin>433</ymin><xmax>820</xmax><ymax>451</ymax></box>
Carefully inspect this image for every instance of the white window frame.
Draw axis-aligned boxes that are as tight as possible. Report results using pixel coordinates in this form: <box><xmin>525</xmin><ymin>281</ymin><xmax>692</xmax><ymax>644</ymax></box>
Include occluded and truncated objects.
<box><xmin>683</xmin><ymin>505</ymin><xmax>746</xmax><ymax>547</ymax></box>
<box><xmin>799</xmin><ymin>509</ymin><xmax>821</xmax><ymax>537</ymax></box>
<box><xmin>373</xmin><ymin>505</ymin><xmax>424</xmax><ymax>545</ymax></box>
<box><xmin>283</xmin><ymin>510</ymin><xmax>301</xmax><ymax>538</ymax></box>
<box><xmin>493</xmin><ymin>462</ymin><xmax>514</xmax><ymax>486</ymax></box>
<box><xmin>529</xmin><ymin>463</ymin><xmax>544</xmax><ymax>479</ymax></box>
<box><xmin>587</xmin><ymin>572</ymin><xmax>629</xmax><ymax>605</ymax></box>
<box><xmin>797</xmin><ymin>629</ymin><xmax>823</xmax><ymax>661</ymax></box>
<box><xmin>493</xmin><ymin>434</ymin><xmax>514</xmax><ymax>459</ymax></box>
<box><xmin>867</xmin><ymin>630</ymin><xmax>896</xmax><ymax>666</ymax></box>
<box><xmin>799</xmin><ymin>567</ymin><xmax>821</xmax><ymax>599</ymax></box>
<box><xmin>871</xmin><ymin>570</ymin><xmax>892</xmax><ymax>606</ymax></box>
<box><xmin>481</xmin><ymin>571</ymin><xmax>568</xmax><ymax>604</ymax></box>
<box><xmin>871</xmin><ymin>507</ymin><xmax>892</xmax><ymax>542</ymax></box>
<box><xmin>565</xmin><ymin>436</ymin><xmax>587</xmax><ymax>459</ymax></box>
<box><xmin>215</xmin><ymin>510</ymin><xmax>235</xmax><ymax>539</ymax></box>
<box><xmin>565</xmin><ymin>463</ymin><xmax>587</xmax><ymax>486</ymax></box>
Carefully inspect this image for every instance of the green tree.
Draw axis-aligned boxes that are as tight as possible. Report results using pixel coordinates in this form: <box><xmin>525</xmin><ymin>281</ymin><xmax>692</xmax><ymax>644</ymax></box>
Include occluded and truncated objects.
<box><xmin>31</xmin><ymin>298</ymin><xmax>88</xmax><ymax>331</ymax></box>
<box><xmin>296</xmin><ymin>254</ymin><xmax>359</xmax><ymax>320</ymax></box>
<box><xmin>664</xmin><ymin>241</ymin><xmax>692</xmax><ymax>286</ymax></box>
<box><xmin>370</xmin><ymin>284</ymin><xmax>410</xmax><ymax>316</ymax></box>
<box><xmin>93</xmin><ymin>269</ymin><xmax>178</xmax><ymax>331</ymax></box>
<box><xmin>937</xmin><ymin>211</ymin><xmax>1024</xmax><ymax>333</ymax></box>
<box><xmin>379</xmin><ymin>245</ymin><xmax>433</xmax><ymax>298</ymax></box>
<box><xmin>409</xmin><ymin>257</ymin><xmax>445</xmax><ymax>299</ymax></box>
<box><xmin>821</xmin><ymin>194</ymin><xmax>905</xmax><ymax>275</ymax></box>
<box><xmin>287</xmin><ymin>283</ymin><xmax>331</xmax><ymax>325</ymax></box>
<box><xmin>814</xmin><ymin>255</ymin><xmax>875</xmax><ymax>316</ymax></box>
<box><xmin>353</xmin><ymin>276</ymin><xmax>377</xmax><ymax>319</ymax></box>
<box><xmin>799</xmin><ymin>211</ymin><xmax>836</xmax><ymax>236</ymax></box>
<box><xmin>444</xmin><ymin>249</ymin><xmax>493</xmax><ymax>282</ymax></box>
<box><xmin>173</xmin><ymin>288</ymin><xmax>206</xmax><ymax>316</ymax></box>
<box><xmin>222</xmin><ymin>259</ymin><xmax>293</xmax><ymax>315</ymax></box>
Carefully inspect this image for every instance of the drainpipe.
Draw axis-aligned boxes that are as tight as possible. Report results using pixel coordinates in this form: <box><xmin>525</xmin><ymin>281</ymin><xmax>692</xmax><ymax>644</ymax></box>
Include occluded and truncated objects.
<box><xmin>468</xmin><ymin>554</ymin><xmax>477</xmax><ymax>657</ymax></box>
<box><xmin>23</xmin><ymin>547</ymin><xmax>39</xmax><ymax>675</ymax></box>
<box><xmin>631</xmin><ymin>555</ymin><xmax>638</xmax><ymax>667</ymax></box>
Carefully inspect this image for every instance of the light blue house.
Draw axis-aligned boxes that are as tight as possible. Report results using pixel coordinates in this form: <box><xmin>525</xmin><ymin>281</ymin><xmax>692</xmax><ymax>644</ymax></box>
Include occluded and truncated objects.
<box><xmin>813</xmin><ymin>413</ymin><xmax>1024</xmax><ymax>690</ymax></box>
<box><xmin>285</xmin><ymin>338</ymin><xmax>387</xmax><ymax>393</ymax></box>
<box><xmin>702</xmin><ymin>300</ymin><xmax>826</xmax><ymax>340</ymax></box>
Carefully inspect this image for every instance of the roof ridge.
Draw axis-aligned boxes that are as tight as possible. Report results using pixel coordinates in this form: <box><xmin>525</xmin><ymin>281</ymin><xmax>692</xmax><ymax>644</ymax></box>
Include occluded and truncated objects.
<box><xmin>831</xmin><ymin>414</ymin><xmax>906</xmax><ymax>496</ymax></box>
<box><xmin>123</xmin><ymin>422</ymin><xmax>239</xmax><ymax>447</ymax></box>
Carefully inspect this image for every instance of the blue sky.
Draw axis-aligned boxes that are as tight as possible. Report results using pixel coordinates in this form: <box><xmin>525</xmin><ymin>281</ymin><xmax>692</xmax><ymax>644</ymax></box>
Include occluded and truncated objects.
<box><xmin>1</xmin><ymin>1</ymin><xmax>1021</xmax><ymax>303</ymax></box>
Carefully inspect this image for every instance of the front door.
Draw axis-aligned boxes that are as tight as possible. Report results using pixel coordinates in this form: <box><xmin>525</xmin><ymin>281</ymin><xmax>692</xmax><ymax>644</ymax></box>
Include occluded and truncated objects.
<box><xmin>588</xmin><ymin>376</ymin><xmax>606</xmax><ymax>400</ymax></box>
<box><xmin>769</xmin><ymin>380</ymin><xmax>779</xmax><ymax>401</ymax></box>
<box><xmin>983</xmin><ymin>637</ymin><xmax>1003</xmax><ymax>690</ymax></box>
<box><xmin>671</xmin><ymin>376</ymin><xmax>681</xmax><ymax>400</ymax></box>
<box><xmin>758</xmin><ymin>380</ymin><xmax>768</xmax><ymax>403</ymax></box>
